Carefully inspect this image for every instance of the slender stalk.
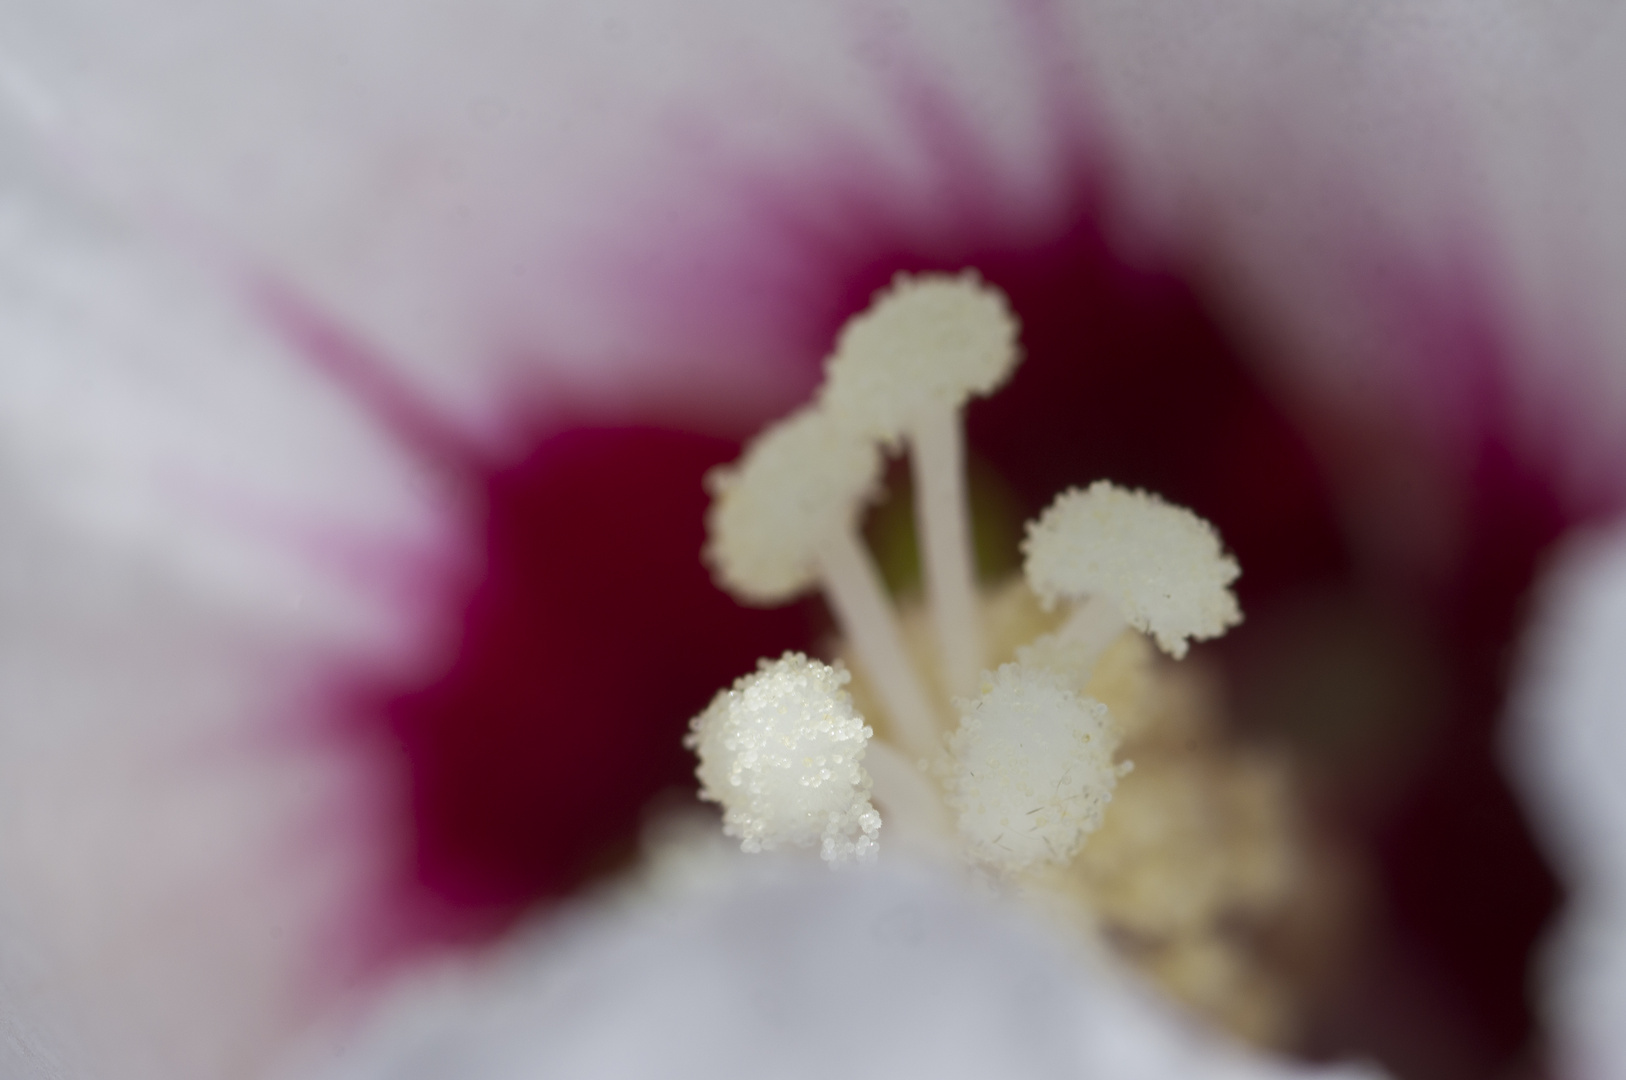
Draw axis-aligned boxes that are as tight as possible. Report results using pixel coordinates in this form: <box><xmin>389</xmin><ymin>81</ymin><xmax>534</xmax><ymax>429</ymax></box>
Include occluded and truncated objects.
<box><xmin>816</xmin><ymin>527</ymin><xmax>942</xmax><ymax>760</ymax></box>
<box><xmin>1059</xmin><ymin>597</ymin><xmax>1129</xmax><ymax>676</ymax></box>
<box><xmin>908</xmin><ymin>402</ymin><xmax>984</xmax><ymax>700</ymax></box>
<box><xmin>863</xmin><ymin>740</ymin><xmax>954</xmax><ymax>849</ymax></box>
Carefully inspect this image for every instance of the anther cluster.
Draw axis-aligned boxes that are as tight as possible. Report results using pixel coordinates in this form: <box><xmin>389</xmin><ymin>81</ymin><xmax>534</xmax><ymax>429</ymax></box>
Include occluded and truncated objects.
<box><xmin>1023</xmin><ymin>481</ymin><xmax>1242</xmax><ymax>658</ymax></box>
<box><xmin>946</xmin><ymin>664</ymin><xmax>1120</xmax><ymax>872</ymax></box>
<box><xmin>820</xmin><ymin>271</ymin><xmax>1020</xmax><ymax>439</ymax></box>
<box><xmin>687</xmin><ymin>653</ymin><xmax>881</xmax><ymax>863</ymax></box>
<box><xmin>704</xmin><ymin>408</ymin><xmax>880</xmax><ymax>604</ymax></box>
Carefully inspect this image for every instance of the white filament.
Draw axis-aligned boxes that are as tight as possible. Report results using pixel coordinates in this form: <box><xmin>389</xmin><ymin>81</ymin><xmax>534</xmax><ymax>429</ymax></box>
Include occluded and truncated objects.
<box><xmin>1015</xmin><ymin>598</ymin><xmax>1130</xmax><ymax>691</ymax></box>
<box><xmin>910</xmin><ymin>402</ymin><xmax>985</xmax><ymax>699</ymax></box>
<box><xmin>861</xmin><ymin>739</ymin><xmax>956</xmax><ymax>850</ymax></box>
<box><xmin>820</xmin><ymin>272</ymin><xmax>1018</xmax><ymax>700</ymax></box>
<box><xmin>816</xmin><ymin>527</ymin><xmax>944</xmax><ymax>762</ymax></box>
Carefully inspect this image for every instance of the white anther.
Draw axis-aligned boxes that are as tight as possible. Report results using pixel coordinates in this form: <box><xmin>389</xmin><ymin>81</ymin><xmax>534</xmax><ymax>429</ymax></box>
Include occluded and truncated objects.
<box><xmin>820</xmin><ymin>272</ymin><xmax>1018</xmax><ymax>698</ymax></box>
<box><xmin>946</xmin><ymin>663</ymin><xmax>1120</xmax><ymax>873</ymax></box>
<box><xmin>820</xmin><ymin>271</ymin><xmax>1020</xmax><ymax>440</ymax></box>
<box><xmin>1022</xmin><ymin>481</ymin><xmax>1241</xmax><ymax>659</ymax></box>
<box><xmin>687</xmin><ymin>653</ymin><xmax>881</xmax><ymax>864</ymax></box>
<box><xmin>704</xmin><ymin>408</ymin><xmax>880</xmax><ymax>605</ymax></box>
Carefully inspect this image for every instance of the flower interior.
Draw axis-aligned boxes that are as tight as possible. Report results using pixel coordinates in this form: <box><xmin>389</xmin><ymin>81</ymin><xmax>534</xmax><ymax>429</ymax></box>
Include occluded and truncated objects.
<box><xmin>365</xmin><ymin>229</ymin><xmax>1563</xmax><ymax>1073</ymax></box>
<box><xmin>687</xmin><ymin>272</ymin><xmax>1311</xmax><ymax>1043</ymax></box>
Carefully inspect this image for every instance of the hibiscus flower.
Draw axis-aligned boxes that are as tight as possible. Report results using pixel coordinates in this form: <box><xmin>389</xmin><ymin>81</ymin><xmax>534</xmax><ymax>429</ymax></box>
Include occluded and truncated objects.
<box><xmin>1</xmin><ymin>2</ymin><xmax>1621</xmax><ymax>1078</ymax></box>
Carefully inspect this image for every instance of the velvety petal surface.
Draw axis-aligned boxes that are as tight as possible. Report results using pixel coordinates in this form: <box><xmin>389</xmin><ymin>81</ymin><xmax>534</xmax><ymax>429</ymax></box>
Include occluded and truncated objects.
<box><xmin>0</xmin><ymin>143</ymin><xmax>462</xmax><ymax>1078</ymax></box>
<box><xmin>3</xmin><ymin>1</ymin><xmax>1626</xmax><ymax>1079</ymax></box>
<box><xmin>5</xmin><ymin>0</ymin><xmax>1626</xmax><ymax>468</ymax></box>
<box><xmin>283</xmin><ymin>857</ymin><xmax>1386</xmax><ymax>1080</ymax></box>
<box><xmin>1511</xmin><ymin>526</ymin><xmax>1626</xmax><ymax>1080</ymax></box>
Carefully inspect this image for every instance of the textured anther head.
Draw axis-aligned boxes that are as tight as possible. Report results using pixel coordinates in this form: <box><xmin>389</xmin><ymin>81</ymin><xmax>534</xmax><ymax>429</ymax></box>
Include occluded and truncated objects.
<box><xmin>1022</xmin><ymin>481</ymin><xmax>1242</xmax><ymax>659</ymax></box>
<box><xmin>820</xmin><ymin>271</ymin><xmax>1021</xmax><ymax>440</ymax></box>
<box><xmin>704</xmin><ymin>407</ymin><xmax>881</xmax><ymax>605</ymax></box>
<box><xmin>946</xmin><ymin>663</ymin><xmax>1120</xmax><ymax>873</ymax></box>
<box><xmin>686</xmin><ymin>653</ymin><xmax>881</xmax><ymax>864</ymax></box>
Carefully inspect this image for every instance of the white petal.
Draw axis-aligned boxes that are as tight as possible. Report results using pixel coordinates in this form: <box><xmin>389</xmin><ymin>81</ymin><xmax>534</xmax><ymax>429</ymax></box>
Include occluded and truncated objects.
<box><xmin>283</xmin><ymin>860</ymin><xmax>1383</xmax><ymax>1080</ymax></box>
<box><xmin>9</xmin><ymin>0</ymin><xmax>1625</xmax><ymax>496</ymax></box>
<box><xmin>2</xmin><ymin>0</ymin><xmax>1078</xmax><ymax>426</ymax></box>
<box><xmin>0</xmin><ymin>144</ymin><xmax>463</xmax><ymax>643</ymax></box>
<box><xmin>1074</xmin><ymin>0</ymin><xmax>1626</xmax><ymax>506</ymax></box>
<box><xmin>1</xmin><ymin>1</ymin><xmax>1622</xmax><ymax>1075</ymax></box>
<box><xmin>0</xmin><ymin>148</ymin><xmax>456</xmax><ymax>1078</ymax></box>
<box><xmin>1510</xmin><ymin>524</ymin><xmax>1626</xmax><ymax>1079</ymax></box>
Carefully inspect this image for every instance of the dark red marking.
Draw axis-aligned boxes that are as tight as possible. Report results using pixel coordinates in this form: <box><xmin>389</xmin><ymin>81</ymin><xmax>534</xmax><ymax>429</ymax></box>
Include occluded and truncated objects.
<box><xmin>375</xmin><ymin>427</ymin><xmax>814</xmax><ymax>929</ymax></box>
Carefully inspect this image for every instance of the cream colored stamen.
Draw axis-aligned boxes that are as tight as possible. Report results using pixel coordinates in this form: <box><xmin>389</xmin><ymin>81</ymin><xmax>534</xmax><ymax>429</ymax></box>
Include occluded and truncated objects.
<box><xmin>687</xmin><ymin>653</ymin><xmax>880</xmax><ymax>863</ymax></box>
<box><xmin>1016</xmin><ymin>597</ymin><xmax>1131</xmax><ymax>691</ymax></box>
<box><xmin>821</xmin><ymin>272</ymin><xmax>1021</xmax><ymax>699</ymax></box>
<box><xmin>704</xmin><ymin>405</ymin><xmax>940</xmax><ymax>760</ymax></box>
<box><xmin>1023</xmin><ymin>481</ymin><xmax>1242</xmax><ymax>659</ymax></box>
<box><xmin>814</xmin><ymin>526</ymin><xmax>942</xmax><ymax>760</ymax></box>
<box><xmin>683</xmin><ymin>272</ymin><xmax>1323</xmax><ymax>1046</ymax></box>
<box><xmin>908</xmin><ymin>400</ymin><xmax>985</xmax><ymax>699</ymax></box>
<box><xmin>945</xmin><ymin>662</ymin><xmax>1122</xmax><ymax>873</ymax></box>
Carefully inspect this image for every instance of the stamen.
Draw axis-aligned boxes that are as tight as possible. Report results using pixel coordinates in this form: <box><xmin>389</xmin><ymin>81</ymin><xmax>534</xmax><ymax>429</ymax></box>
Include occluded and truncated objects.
<box><xmin>860</xmin><ymin>738</ymin><xmax>956</xmax><ymax>849</ymax></box>
<box><xmin>680</xmin><ymin>270</ymin><xmax>1311</xmax><ymax>1047</ymax></box>
<box><xmin>909</xmin><ymin>403</ymin><xmax>984</xmax><ymax>699</ymax></box>
<box><xmin>686</xmin><ymin>652</ymin><xmax>881</xmax><ymax>864</ymax></box>
<box><xmin>815</xmin><ymin>526</ymin><xmax>945</xmax><ymax>761</ymax></box>
<box><xmin>705</xmin><ymin>407</ymin><xmax>940</xmax><ymax>758</ymax></box>
<box><xmin>704</xmin><ymin>407</ymin><xmax>880</xmax><ymax>605</ymax></box>
<box><xmin>945</xmin><ymin>663</ymin><xmax>1122</xmax><ymax>873</ymax></box>
<box><xmin>821</xmin><ymin>272</ymin><xmax>1021</xmax><ymax>699</ymax></box>
<box><xmin>1016</xmin><ymin>598</ymin><xmax>1130</xmax><ymax>690</ymax></box>
<box><xmin>1022</xmin><ymin>481</ymin><xmax>1242</xmax><ymax>659</ymax></box>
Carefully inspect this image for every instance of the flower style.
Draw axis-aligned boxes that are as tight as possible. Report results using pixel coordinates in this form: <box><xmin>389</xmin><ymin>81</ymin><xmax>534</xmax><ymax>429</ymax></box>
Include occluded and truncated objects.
<box><xmin>2</xmin><ymin>2</ymin><xmax>1626</xmax><ymax>1079</ymax></box>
